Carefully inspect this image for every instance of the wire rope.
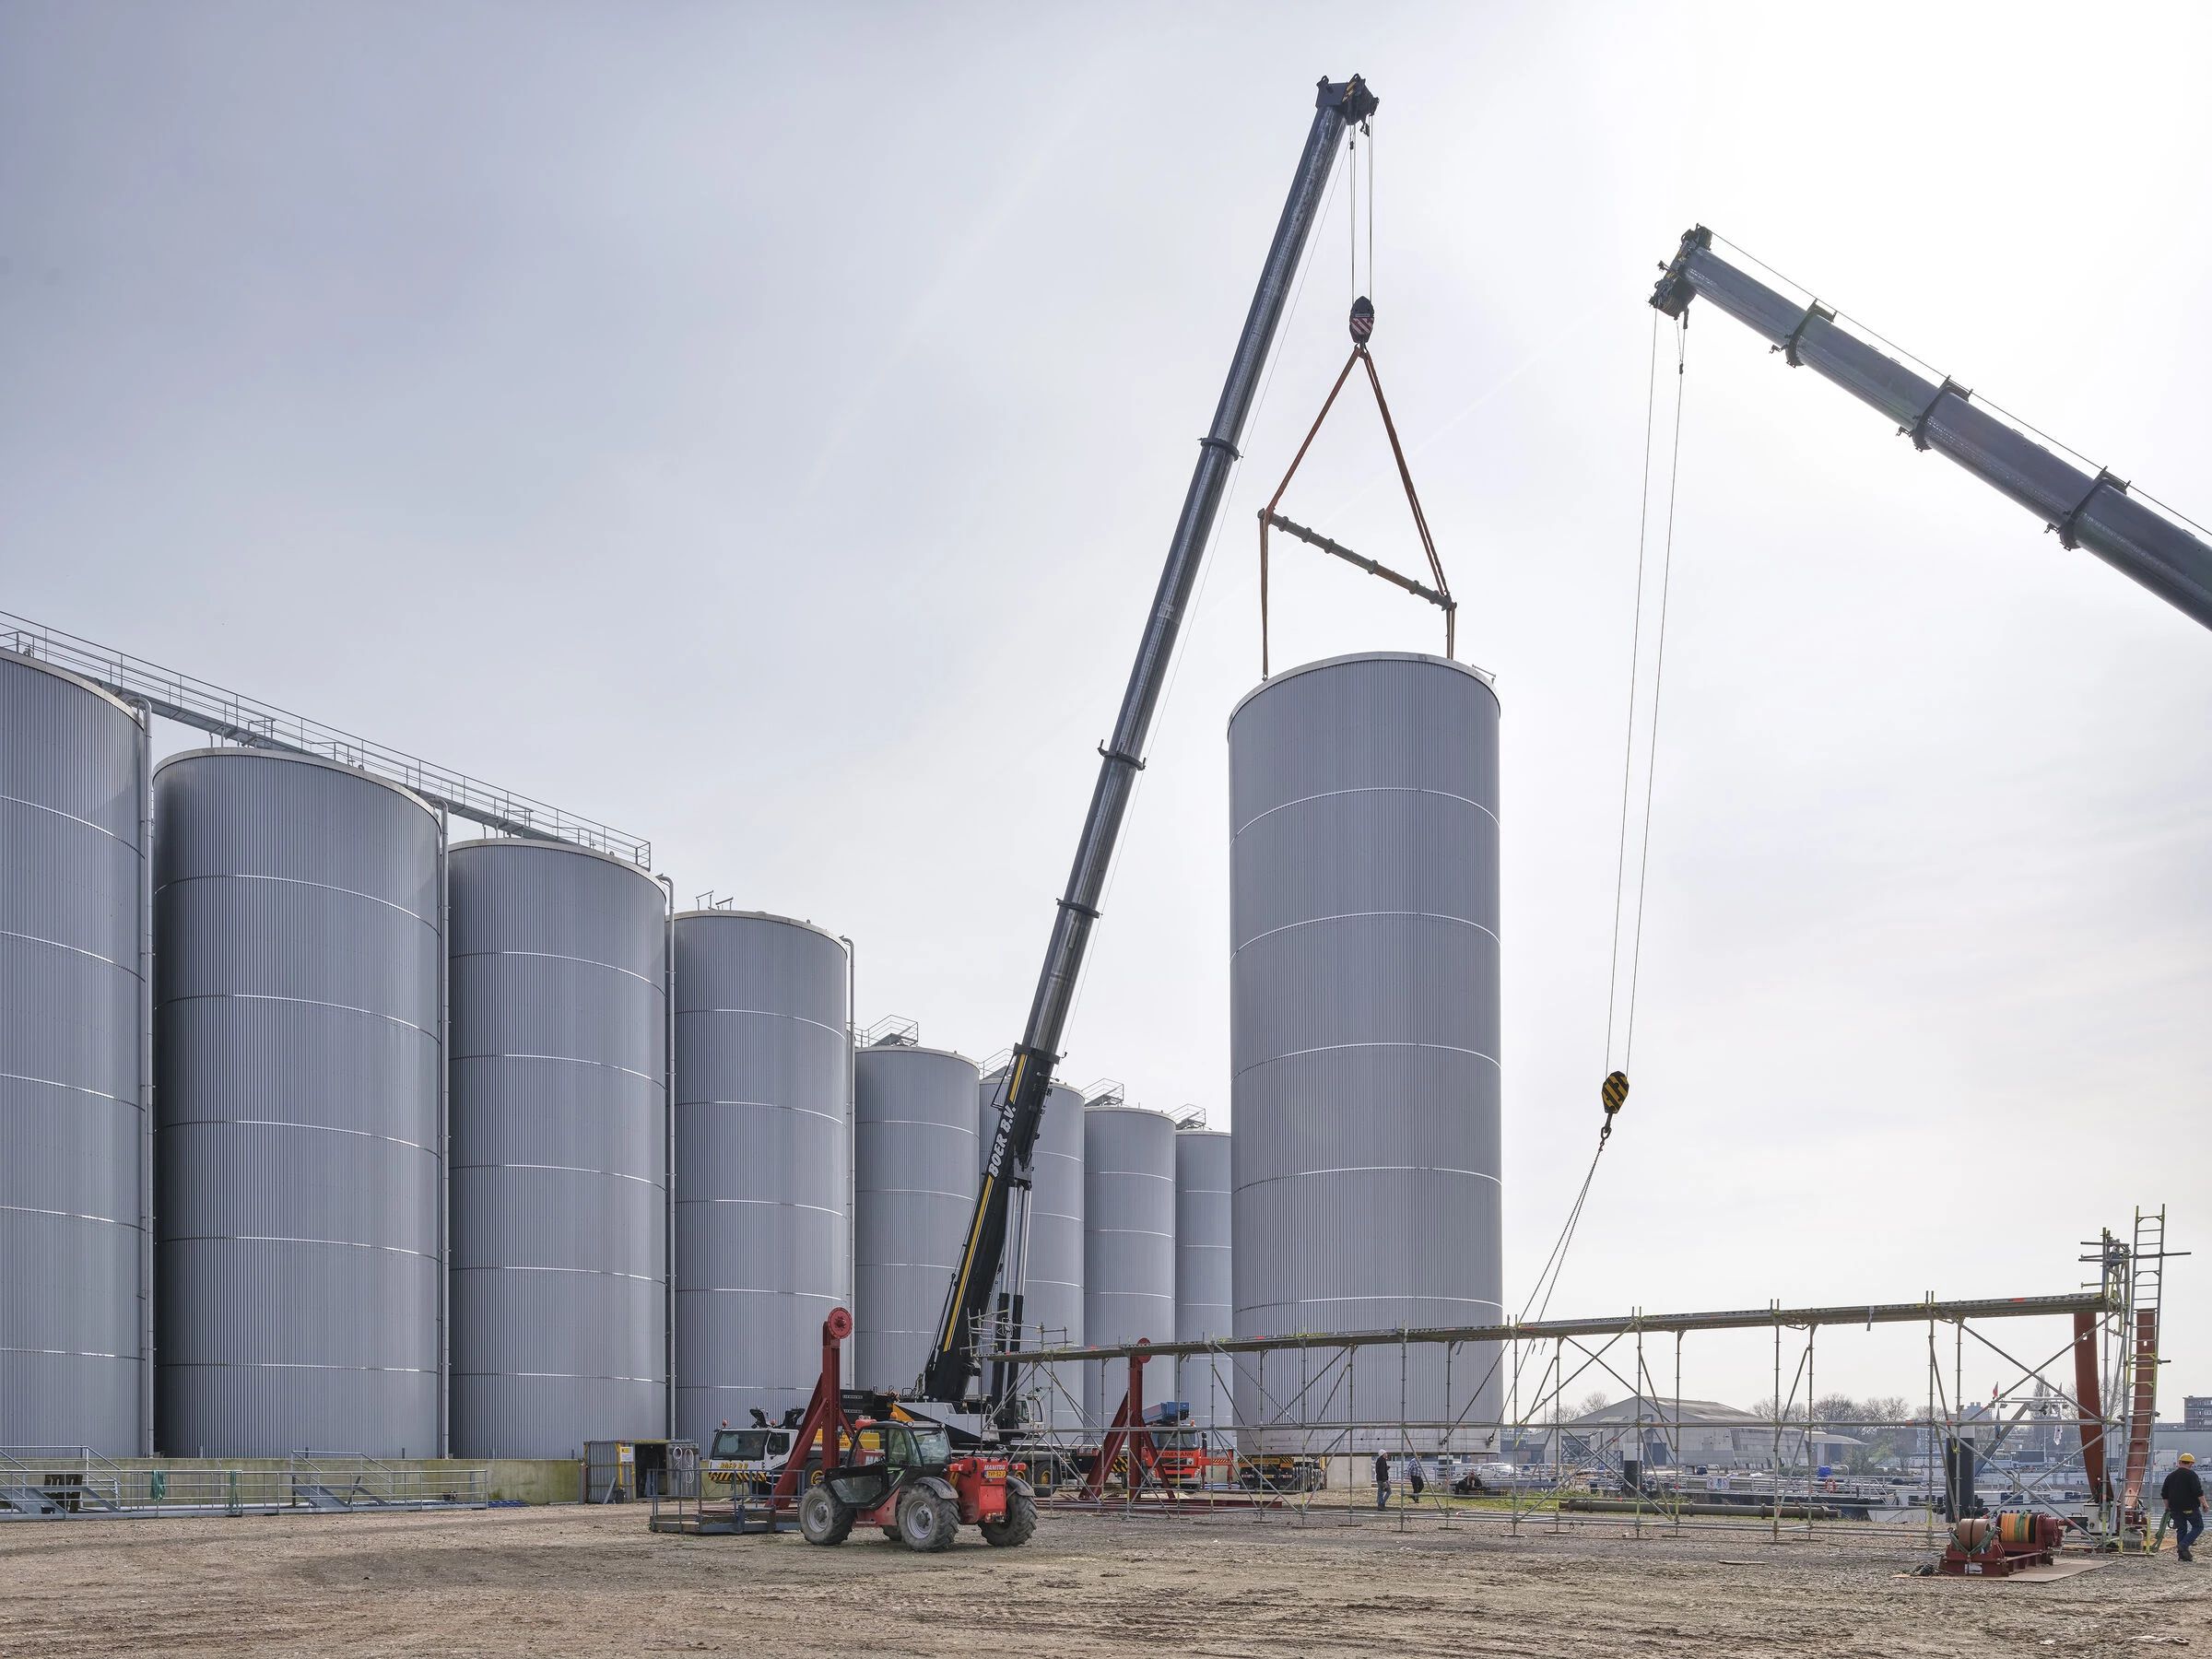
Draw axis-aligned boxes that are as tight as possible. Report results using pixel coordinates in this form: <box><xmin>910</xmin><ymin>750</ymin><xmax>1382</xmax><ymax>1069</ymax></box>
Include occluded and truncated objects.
<box><xmin>1603</xmin><ymin>311</ymin><xmax>1663</xmax><ymax>1072</ymax></box>
<box><xmin>1623</xmin><ymin>315</ymin><xmax>1688</xmax><ymax>1069</ymax></box>
<box><xmin>1347</xmin><ymin>127</ymin><xmax>1358</xmax><ymax>299</ymax></box>
<box><xmin>1524</xmin><ymin>315</ymin><xmax>1691</xmax><ymax>1332</ymax></box>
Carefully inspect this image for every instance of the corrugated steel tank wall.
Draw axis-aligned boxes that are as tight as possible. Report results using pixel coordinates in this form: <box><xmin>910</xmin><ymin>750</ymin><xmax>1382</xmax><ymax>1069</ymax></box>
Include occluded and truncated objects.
<box><xmin>154</xmin><ymin>750</ymin><xmax>441</xmax><ymax>1457</ymax></box>
<box><xmin>979</xmin><ymin>1072</ymin><xmax>1086</xmax><ymax>1429</ymax></box>
<box><xmin>0</xmin><ymin>653</ymin><xmax>147</xmax><ymax>1453</ymax></box>
<box><xmin>672</xmin><ymin>912</ymin><xmax>849</xmax><ymax>1443</ymax></box>
<box><xmin>1082</xmin><ymin>1105</ymin><xmax>1176</xmax><ymax>1425</ymax></box>
<box><xmin>853</xmin><ymin>1044</ymin><xmax>978</xmax><ymax>1394</ymax></box>
<box><xmin>1172</xmin><ymin>1128</ymin><xmax>1232</xmax><ymax>1429</ymax></box>
<box><xmin>1228</xmin><ymin>653</ymin><xmax>1503</xmax><ymax>1449</ymax></box>
<box><xmin>448</xmin><ymin>841</ymin><xmax>666</xmax><ymax>1458</ymax></box>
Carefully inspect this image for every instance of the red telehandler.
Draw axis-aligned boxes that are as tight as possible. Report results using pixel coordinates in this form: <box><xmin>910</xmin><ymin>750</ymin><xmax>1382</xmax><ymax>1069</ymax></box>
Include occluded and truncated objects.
<box><xmin>772</xmin><ymin>1310</ymin><xmax>1038</xmax><ymax>1552</ymax></box>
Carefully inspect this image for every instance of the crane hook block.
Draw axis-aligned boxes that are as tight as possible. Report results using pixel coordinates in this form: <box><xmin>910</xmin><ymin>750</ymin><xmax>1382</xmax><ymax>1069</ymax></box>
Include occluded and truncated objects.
<box><xmin>1349</xmin><ymin>296</ymin><xmax>1374</xmax><ymax>346</ymax></box>
<box><xmin>1601</xmin><ymin>1071</ymin><xmax>1629</xmax><ymax>1118</ymax></box>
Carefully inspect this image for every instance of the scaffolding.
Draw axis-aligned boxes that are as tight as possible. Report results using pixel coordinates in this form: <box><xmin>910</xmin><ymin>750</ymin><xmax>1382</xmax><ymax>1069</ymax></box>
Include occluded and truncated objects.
<box><xmin>982</xmin><ymin>1283</ymin><xmax>2161</xmax><ymax>1548</ymax></box>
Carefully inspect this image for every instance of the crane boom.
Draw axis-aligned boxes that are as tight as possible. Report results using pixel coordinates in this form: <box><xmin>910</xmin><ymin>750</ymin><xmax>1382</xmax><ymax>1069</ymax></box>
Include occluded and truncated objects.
<box><xmin>920</xmin><ymin>74</ymin><xmax>1377</xmax><ymax>1406</ymax></box>
<box><xmin>1652</xmin><ymin>227</ymin><xmax>2212</xmax><ymax>631</ymax></box>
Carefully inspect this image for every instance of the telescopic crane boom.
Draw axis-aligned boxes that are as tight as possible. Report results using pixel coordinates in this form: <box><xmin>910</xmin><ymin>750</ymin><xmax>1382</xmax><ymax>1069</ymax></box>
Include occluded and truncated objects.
<box><xmin>1652</xmin><ymin>227</ymin><xmax>2212</xmax><ymax>631</ymax></box>
<box><xmin>920</xmin><ymin>74</ymin><xmax>1379</xmax><ymax>1407</ymax></box>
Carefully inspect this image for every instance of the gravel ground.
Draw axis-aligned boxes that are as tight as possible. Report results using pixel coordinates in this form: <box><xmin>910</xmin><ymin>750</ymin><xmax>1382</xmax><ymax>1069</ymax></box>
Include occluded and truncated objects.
<box><xmin>1</xmin><ymin>1503</ymin><xmax>2204</xmax><ymax>1656</ymax></box>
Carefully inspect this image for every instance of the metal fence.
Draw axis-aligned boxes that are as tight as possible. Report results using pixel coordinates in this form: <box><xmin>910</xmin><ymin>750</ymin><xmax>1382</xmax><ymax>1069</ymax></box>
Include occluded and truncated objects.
<box><xmin>0</xmin><ymin>1449</ymin><xmax>492</xmax><ymax>1519</ymax></box>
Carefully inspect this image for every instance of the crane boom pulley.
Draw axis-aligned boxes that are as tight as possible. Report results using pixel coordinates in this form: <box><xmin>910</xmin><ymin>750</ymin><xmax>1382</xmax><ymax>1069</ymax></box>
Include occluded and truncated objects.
<box><xmin>1650</xmin><ymin>227</ymin><xmax>2212</xmax><ymax>631</ymax></box>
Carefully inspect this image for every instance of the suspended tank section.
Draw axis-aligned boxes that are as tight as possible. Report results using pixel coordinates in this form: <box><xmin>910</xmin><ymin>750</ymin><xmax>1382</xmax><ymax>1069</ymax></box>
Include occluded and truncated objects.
<box><xmin>0</xmin><ymin>651</ymin><xmax>148</xmax><ymax>1454</ymax></box>
<box><xmin>979</xmin><ymin>1070</ymin><xmax>1086</xmax><ymax>1428</ymax></box>
<box><xmin>1228</xmin><ymin>652</ymin><xmax>1503</xmax><ymax>1450</ymax></box>
<box><xmin>1082</xmin><ymin>1103</ymin><xmax>1176</xmax><ymax>1427</ymax></box>
<box><xmin>447</xmin><ymin>839</ymin><xmax>667</xmax><ymax>1459</ymax></box>
<box><xmin>672</xmin><ymin>911</ymin><xmax>850</xmax><ymax>1443</ymax></box>
<box><xmin>154</xmin><ymin>749</ymin><xmax>442</xmax><ymax>1457</ymax></box>
<box><xmin>1172</xmin><ymin>1125</ymin><xmax>1232</xmax><ymax>1430</ymax></box>
<box><xmin>853</xmin><ymin>1041</ymin><xmax>979</xmax><ymax>1394</ymax></box>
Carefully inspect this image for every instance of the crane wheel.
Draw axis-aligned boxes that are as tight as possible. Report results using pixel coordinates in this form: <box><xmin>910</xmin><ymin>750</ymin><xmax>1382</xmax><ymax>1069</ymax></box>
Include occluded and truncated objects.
<box><xmin>980</xmin><ymin>1494</ymin><xmax>1037</xmax><ymax>1547</ymax></box>
<box><xmin>896</xmin><ymin>1488</ymin><xmax>958</xmax><ymax>1553</ymax></box>
<box><xmin>798</xmin><ymin>1486</ymin><xmax>853</xmax><ymax>1547</ymax></box>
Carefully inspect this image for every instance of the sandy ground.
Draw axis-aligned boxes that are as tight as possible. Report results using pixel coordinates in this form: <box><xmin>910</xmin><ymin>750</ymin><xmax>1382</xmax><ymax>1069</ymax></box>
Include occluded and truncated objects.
<box><xmin>2</xmin><ymin>1503</ymin><xmax>2206</xmax><ymax>1657</ymax></box>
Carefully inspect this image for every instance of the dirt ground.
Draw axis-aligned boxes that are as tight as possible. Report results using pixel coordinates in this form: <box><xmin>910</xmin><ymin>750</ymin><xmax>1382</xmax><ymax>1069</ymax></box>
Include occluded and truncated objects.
<box><xmin>2</xmin><ymin>1503</ymin><xmax>2205</xmax><ymax>1657</ymax></box>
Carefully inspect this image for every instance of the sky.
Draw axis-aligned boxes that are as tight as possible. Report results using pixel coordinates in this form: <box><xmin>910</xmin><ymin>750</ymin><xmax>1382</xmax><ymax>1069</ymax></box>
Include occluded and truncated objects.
<box><xmin>4</xmin><ymin>1</ymin><xmax>2207</xmax><ymax>1411</ymax></box>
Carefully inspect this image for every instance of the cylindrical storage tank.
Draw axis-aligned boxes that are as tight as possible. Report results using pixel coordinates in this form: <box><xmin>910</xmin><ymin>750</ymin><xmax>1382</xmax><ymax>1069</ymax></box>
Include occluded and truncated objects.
<box><xmin>1173</xmin><ymin>1127</ymin><xmax>1231</xmax><ymax>1430</ymax></box>
<box><xmin>447</xmin><ymin>840</ymin><xmax>667</xmax><ymax>1459</ymax></box>
<box><xmin>672</xmin><ymin>912</ymin><xmax>849</xmax><ymax>1444</ymax></box>
<box><xmin>154</xmin><ymin>749</ymin><xmax>441</xmax><ymax>1457</ymax></box>
<box><xmin>853</xmin><ymin>1044</ymin><xmax>978</xmax><ymax>1394</ymax></box>
<box><xmin>1228</xmin><ymin>653</ymin><xmax>1503</xmax><ymax>1453</ymax></box>
<box><xmin>0</xmin><ymin>651</ymin><xmax>147</xmax><ymax>1453</ymax></box>
<box><xmin>1082</xmin><ymin>1105</ymin><xmax>1175</xmax><ymax>1428</ymax></box>
<box><xmin>979</xmin><ymin>1072</ymin><xmax>1085</xmax><ymax>1430</ymax></box>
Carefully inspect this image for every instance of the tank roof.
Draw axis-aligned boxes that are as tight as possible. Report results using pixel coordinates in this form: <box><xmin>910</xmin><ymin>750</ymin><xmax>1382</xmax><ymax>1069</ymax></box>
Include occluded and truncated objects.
<box><xmin>1228</xmin><ymin>649</ymin><xmax>1498</xmax><ymax>727</ymax></box>
<box><xmin>153</xmin><ymin>744</ymin><xmax>440</xmax><ymax>820</ymax></box>
<box><xmin>857</xmin><ymin>1042</ymin><xmax>978</xmax><ymax>1067</ymax></box>
<box><xmin>449</xmin><ymin>834</ymin><xmax>666</xmax><ymax>888</ymax></box>
<box><xmin>0</xmin><ymin>645</ymin><xmax>141</xmax><ymax>722</ymax></box>
<box><xmin>1082</xmin><ymin>1102</ymin><xmax>1179</xmax><ymax>1123</ymax></box>
<box><xmin>670</xmin><ymin>908</ymin><xmax>848</xmax><ymax>949</ymax></box>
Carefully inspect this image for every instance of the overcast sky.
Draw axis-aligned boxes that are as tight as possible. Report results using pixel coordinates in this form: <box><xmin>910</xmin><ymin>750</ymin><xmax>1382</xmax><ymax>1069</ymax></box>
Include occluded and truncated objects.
<box><xmin>5</xmin><ymin>2</ymin><xmax>2206</xmax><ymax>1409</ymax></box>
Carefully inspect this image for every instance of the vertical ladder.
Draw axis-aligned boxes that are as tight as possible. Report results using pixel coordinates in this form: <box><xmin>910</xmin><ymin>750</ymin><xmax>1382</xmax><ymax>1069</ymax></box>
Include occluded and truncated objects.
<box><xmin>2119</xmin><ymin>1206</ymin><xmax>2167</xmax><ymax>1527</ymax></box>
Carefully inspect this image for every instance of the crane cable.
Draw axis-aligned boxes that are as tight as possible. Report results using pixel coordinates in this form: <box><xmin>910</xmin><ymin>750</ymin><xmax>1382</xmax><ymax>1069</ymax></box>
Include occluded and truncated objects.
<box><xmin>1606</xmin><ymin>310</ymin><xmax>1688</xmax><ymax>1088</ymax></box>
<box><xmin>1517</xmin><ymin>310</ymin><xmax>1691</xmax><ymax>1326</ymax></box>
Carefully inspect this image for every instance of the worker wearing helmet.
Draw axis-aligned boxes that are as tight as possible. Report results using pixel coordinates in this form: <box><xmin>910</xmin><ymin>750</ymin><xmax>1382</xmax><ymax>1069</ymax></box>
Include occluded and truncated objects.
<box><xmin>2161</xmin><ymin>1453</ymin><xmax>2205</xmax><ymax>1562</ymax></box>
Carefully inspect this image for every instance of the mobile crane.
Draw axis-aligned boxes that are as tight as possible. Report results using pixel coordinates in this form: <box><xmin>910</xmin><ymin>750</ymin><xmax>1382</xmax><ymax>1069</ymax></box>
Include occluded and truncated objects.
<box><xmin>1649</xmin><ymin>227</ymin><xmax>2212</xmax><ymax>630</ymax></box>
<box><xmin>901</xmin><ymin>74</ymin><xmax>1381</xmax><ymax>1428</ymax></box>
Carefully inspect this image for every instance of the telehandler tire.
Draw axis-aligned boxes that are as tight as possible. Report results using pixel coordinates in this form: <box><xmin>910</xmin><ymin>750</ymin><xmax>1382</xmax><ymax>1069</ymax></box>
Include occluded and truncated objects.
<box><xmin>980</xmin><ymin>1493</ymin><xmax>1037</xmax><ymax>1547</ymax></box>
<box><xmin>799</xmin><ymin>1485</ymin><xmax>853</xmax><ymax>1546</ymax></box>
<box><xmin>896</xmin><ymin>1488</ymin><xmax>958</xmax><ymax>1552</ymax></box>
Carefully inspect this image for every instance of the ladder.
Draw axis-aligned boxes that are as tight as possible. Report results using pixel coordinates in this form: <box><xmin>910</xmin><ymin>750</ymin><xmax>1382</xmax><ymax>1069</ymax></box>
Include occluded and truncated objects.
<box><xmin>2118</xmin><ymin>1206</ymin><xmax>2167</xmax><ymax>1528</ymax></box>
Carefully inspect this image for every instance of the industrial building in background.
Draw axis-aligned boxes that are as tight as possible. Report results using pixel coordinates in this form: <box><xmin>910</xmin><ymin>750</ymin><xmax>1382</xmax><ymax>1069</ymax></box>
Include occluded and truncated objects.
<box><xmin>1228</xmin><ymin>652</ymin><xmax>1506</xmax><ymax>1450</ymax></box>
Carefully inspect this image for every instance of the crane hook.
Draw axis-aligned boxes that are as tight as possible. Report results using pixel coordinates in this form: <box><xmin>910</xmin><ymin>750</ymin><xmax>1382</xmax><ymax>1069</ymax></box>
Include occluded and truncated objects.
<box><xmin>1349</xmin><ymin>295</ymin><xmax>1374</xmax><ymax>346</ymax></box>
<box><xmin>1599</xmin><ymin>1070</ymin><xmax>1629</xmax><ymax>1142</ymax></box>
